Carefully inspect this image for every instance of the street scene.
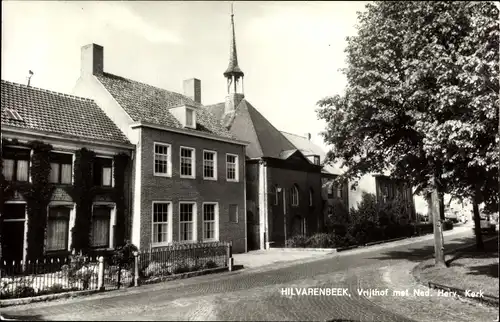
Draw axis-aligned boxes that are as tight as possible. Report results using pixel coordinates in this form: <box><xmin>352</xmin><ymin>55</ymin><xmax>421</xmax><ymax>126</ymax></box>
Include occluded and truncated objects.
<box><xmin>1</xmin><ymin>1</ymin><xmax>499</xmax><ymax>321</ymax></box>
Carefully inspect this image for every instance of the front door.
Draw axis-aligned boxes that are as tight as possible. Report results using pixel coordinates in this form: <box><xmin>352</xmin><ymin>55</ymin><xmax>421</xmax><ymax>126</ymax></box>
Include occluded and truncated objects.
<box><xmin>246</xmin><ymin>210</ymin><xmax>260</xmax><ymax>251</ymax></box>
<box><xmin>1</xmin><ymin>203</ymin><xmax>26</xmax><ymax>264</ymax></box>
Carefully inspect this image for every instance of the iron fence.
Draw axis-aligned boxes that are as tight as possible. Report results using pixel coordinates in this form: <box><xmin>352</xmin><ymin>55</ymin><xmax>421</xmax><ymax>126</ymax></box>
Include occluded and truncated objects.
<box><xmin>1</xmin><ymin>256</ymin><xmax>101</xmax><ymax>300</ymax></box>
<box><xmin>138</xmin><ymin>242</ymin><xmax>229</xmax><ymax>284</ymax></box>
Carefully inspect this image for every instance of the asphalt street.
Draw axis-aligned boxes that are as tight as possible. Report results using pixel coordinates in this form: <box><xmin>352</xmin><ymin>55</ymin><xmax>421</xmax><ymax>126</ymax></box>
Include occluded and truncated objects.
<box><xmin>1</xmin><ymin>227</ymin><xmax>498</xmax><ymax>321</ymax></box>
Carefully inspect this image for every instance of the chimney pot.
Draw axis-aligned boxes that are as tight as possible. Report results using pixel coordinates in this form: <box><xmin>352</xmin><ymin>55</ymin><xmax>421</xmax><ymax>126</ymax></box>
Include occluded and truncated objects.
<box><xmin>183</xmin><ymin>78</ymin><xmax>201</xmax><ymax>104</ymax></box>
<box><xmin>81</xmin><ymin>44</ymin><xmax>104</xmax><ymax>77</ymax></box>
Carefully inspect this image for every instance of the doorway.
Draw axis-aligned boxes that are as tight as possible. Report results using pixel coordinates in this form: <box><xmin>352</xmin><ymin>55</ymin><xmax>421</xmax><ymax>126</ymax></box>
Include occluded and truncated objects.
<box><xmin>1</xmin><ymin>203</ymin><xmax>27</xmax><ymax>263</ymax></box>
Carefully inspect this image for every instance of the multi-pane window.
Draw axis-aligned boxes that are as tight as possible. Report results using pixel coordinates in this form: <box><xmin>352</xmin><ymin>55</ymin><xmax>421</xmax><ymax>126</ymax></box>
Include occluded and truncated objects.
<box><xmin>203</xmin><ymin>150</ymin><xmax>217</xmax><ymax>179</ymax></box>
<box><xmin>154</xmin><ymin>143</ymin><xmax>171</xmax><ymax>176</ymax></box>
<box><xmin>2</xmin><ymin>147</ymin><xmax>30</xmax><ymax>182</ymax></box>
<box><xmin>91</xmin><ymin>206</ymin><xmax>111</xmax><ymax>248</ymax></box>
<box><xmin>93</xmin><ymin>157</ymin><xmax>113</xmax><ymax>187</ymax></box>
<box><xmin>226</xmin><ymin>154</ymin><xmax>238</xmax><ymax>181</ymax></box>
<box><xmin>153</xmin><ymin>202</ymin><xmax>170</xmax><ymax>245</ymax></box>
<box><xmin>179</xmin><ymin>203</ymin><xmax>195</xmax><ymax>241</ymax></box>
<box><xmin>180</xmin><ymin>147</ymin><xmax>195</xmax><ymax>178</ymax></box>
<box><xmin>291</xmin><ymin>185</ymin><xmax>299</xmax><ymax>206</ymax></box>
<box><xmin>46</xmin><ymin>206</ymin><xmax>70</xmax><ymax>251</ymax></box>
<box><xmin>203</xmin><ymin>203</ymin><xmax>218</xmax><ymax>241</ymax></box>
<box><xmin>229</xmin><ymin>204</ymin><xmax>238</xmax><ymax>223</ymax></box>
<box><xmin>49</xmin><ymin>152</ymin><xmax>73</xmax><ymax>184</ymax></box>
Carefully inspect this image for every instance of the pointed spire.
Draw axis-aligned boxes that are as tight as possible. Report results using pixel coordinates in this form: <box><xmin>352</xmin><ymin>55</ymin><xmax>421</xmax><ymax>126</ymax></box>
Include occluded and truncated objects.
<box><xmin>224</xmin><ymin>2</ymin><xmax>244</xmax><ymax>78</ymax></box>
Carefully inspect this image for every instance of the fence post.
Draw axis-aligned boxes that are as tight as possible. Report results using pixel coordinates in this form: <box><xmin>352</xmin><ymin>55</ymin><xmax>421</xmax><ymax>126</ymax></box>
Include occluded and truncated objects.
<box><xmin>227</xmin><ymin>242</ymin><xmax>233</xmax><ymax>272</ymax></box>
<box><xmin>133</xmin><ymin>251</ymin><xmax>139</xmax><ymax>287</ymax></box>
<box><xmin>97</xmin><ymin>256</ymin><xmax>105</xmax><ymax>291</ymax></box>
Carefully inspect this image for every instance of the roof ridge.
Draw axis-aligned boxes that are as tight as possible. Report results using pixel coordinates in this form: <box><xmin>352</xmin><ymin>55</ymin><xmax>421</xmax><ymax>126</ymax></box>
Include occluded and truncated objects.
<box><xmin>280</xmin><ymin>130</ymin><xmax>307</xmax><ymax>138</ymax></box>
<box><xmin>101</xmin><ymin>72</ymin><xmax>199</xmax><ymax>106</ymax></box>
<box><xmin>1</xmin><ymin>80</ymin><xmax>95</xmax><ymax>103</ymax></box>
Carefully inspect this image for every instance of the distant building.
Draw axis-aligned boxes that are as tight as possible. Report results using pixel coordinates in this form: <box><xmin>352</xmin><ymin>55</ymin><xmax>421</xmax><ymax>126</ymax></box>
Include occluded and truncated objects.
<box><xmin>205</xmin><ymin>9</ymin><xmax>324</xmax><ymax>249</ymax></box>
<box><xmin>73</xmin><ymin>44</ymin><xmax>248</xmax><ymax>253</ymax></box>
<box><xmin>1</xmin><ymin>80</ymin><xmax>134</xmax><ymax>263</ymax></box>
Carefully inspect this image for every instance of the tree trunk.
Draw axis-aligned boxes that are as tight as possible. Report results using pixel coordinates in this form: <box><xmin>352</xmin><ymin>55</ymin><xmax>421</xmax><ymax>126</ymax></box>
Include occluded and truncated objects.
<box><xmin>431</xmin><ymin>176</ymin><xmax>446</xmax><ymax>267</ymax></box>
<box><xmin>472</xmin><ymin>197</ymin><xmax>484</xmax><ymax>251</ymax></box>
<box><xmin>426</xmin><ymin>192</ymin><xmax>433</xmax><ymax>223</ymax></box>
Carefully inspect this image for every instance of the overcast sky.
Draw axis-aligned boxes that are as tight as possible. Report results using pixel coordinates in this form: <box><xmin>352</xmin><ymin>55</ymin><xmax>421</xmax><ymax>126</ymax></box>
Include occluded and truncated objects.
<box><xmin>1</xmin><ymin>1</ymin><xmax>367</xmax><ymax>150</ymax></box>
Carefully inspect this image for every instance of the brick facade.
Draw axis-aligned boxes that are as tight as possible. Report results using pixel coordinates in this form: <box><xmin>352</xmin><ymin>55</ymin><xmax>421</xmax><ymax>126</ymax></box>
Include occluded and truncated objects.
<box><xmin>136</xmin><ymin>127</ymin><xmax>246</xmax><ymax>253</ymax></box>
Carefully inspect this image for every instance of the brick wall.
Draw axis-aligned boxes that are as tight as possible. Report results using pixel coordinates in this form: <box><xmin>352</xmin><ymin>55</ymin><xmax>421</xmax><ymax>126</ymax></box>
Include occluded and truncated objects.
<box><xmin>266</xmin><ymin>166</ymin><xmax>322</xmax><ymax>246</ymax></box>
<box><xmin>138</xmin><ymin>127</ymin><xmax>246</xmax><ymax>253</ymax></box>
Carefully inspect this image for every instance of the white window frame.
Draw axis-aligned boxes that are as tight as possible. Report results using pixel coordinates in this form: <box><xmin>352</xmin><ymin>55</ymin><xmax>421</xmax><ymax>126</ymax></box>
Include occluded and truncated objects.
<box><xmin>202</xmin><ymin>150</ymin><xmax>218</xmax><ymax>180</ymax></box>
<box><xmin>185</xmin><ymin>107</ymin><xmax>196</xmax><ymax>129</ymax></box>
<box><xmin>179</xmin><ymin>202</ymin><xmax>197</xmax><ymax>242</ymax></box>
<box><xmin>94</xmin><ymin>155</ymin><xmax>114</xmax><ymax>188</ymax></box>
<box><xmin>153</xmin><ymin>142</ymin><xmax>172</xmax><ymax>177</ymax></box>
<box><xmin>151</xmin><ymin>201</ymin><xmax>173</xmax><ymax>247</ymax></box>
<box><xmin>2</xmin><ymin>146</ymin><xmax>31</xmax><ymax>183</ymax></box>
<box><xmin>292</xmin><ymin>185</ymin><xmax>299</xmax><ymax>206</ymax></box>
<box><xmin>202</xmin><ymin>202</ymin><xmax>219</xmax><ymax>242</ymax></box>
<box><xmin>180</xmin><ymin>146</ymin><xmax>196</xmax><ymax>179</ymax></box>
<box><xmin>90</xmin><ymin>202</ymin><xmax>117</xmax><ymax>249</ymax></box>
<box><xmin>49</xmin><ymin>151</ymin><xmax>74</xmax><ymax>185</ymax></box>
<box><xmin>46</xmin><ymin>202</ymin><xmax>76</xmax><ymax>252</ymax></box>
<box><xmin>226</xmin><ymin>153</ymin><xmax>239</xmax><ymax>182</ymax></box>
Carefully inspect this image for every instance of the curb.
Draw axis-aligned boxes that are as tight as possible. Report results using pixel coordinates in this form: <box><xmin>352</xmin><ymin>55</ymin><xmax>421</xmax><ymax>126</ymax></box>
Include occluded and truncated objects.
<box><xmin>139</xmin><ymin>266</ymin><xmax>228</xmax><ymax>285</ymax></box>
<box><xmin>268</xmin><ymin>248</ymin><xmax>337</xmax><ymax>253</ymax></box>
<box><xmin>0</xmin><ymin>289</ymin><xmax>103</xmax><ymax>308</ymax></box>
<box><xmin>427</xmin><ymin>281</ymin><xmax>499</xmax><ymax>307</ymax></box>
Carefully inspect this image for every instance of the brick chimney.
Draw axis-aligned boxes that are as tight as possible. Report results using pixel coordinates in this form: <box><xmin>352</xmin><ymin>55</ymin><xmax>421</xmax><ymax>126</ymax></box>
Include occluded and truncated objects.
<box><xmin>81</xmin><ymin>44</ymin><xmax>104</xmax><ymax>77</ymax></box>
<box><xmin>183</xmin><ymin>78</ymin><xmax>201</xmax><ymax>104</ymax></box>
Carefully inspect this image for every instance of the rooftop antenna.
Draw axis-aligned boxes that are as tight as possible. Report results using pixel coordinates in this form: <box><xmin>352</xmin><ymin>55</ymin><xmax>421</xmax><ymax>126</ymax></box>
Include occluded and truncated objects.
<box><xmin>27</xmin><ymin>70</ymin><xmax>34</xmax><ymax>87</ymax></box>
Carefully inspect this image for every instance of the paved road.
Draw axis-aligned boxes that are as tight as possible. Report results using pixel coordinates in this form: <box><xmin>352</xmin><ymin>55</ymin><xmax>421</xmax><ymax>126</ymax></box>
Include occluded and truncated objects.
<box><xmin>1</xmin><ymin>228</ymin><xmax>498</xmax><ymax>321</ymax></box>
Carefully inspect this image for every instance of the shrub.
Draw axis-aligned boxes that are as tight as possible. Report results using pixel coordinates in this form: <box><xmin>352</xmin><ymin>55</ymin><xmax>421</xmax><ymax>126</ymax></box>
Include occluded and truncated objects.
<box><xmin>285</xmin><ymin>235</ymin><xmax>308</xmax><ymax>248</ymax></box>
<box><xmin>171</xmin><ymin>261</ymin><xmax>190</xmax><ymax>275</ymax></box>
<box><xmin>205</xmin><ymin>260</ymin><xmax>218</xmax><ymax>269</ymax></box>
<box><xmin>306</xmin><ymin>233</ymin><xmax>335</xmax><ymax>248</ymax></box>
<box><xmin>14</xmin><ymin>286</ymin><xmax>36</xmax><ymax>298</ymax></box>
<box><xmin>443</xmin><ymin>219</ymin><xmax>454</xmax><ymax>231</ymax></box>
<box><xmin>112</xmin><ymin>240</ymin><xmax>139</xmax><ymax>267</ymax></box>
<box><xmin>142</xmin><ymin>261</ymin><xmax>170</xmax><ymax>278</ymax></box>
<box><xmin>62</xmin><ymin>252</ymin><xmax>97</xmax><ymax>290</ymax></box>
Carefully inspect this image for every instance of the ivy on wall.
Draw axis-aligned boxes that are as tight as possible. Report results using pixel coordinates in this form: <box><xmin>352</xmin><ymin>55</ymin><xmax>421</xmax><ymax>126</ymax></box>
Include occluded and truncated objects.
<box><xmin>1</xmin><ymin>139</ymin><xmax>131</xmax><ymax>258</ymax></box>
<box><xmin>0</xmin><ymin>138</ymin><xmax>54</xmax><ymax>260</ymax></box>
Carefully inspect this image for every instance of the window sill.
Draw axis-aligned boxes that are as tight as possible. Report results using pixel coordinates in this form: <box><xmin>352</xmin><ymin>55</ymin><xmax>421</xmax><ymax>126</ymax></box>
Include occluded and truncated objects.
<box><xmin>226</xmin><ymin>179</ymin><xmax>239</xmax><ymax>183</ymax></box>
<box><xmin>180</xmin><ymin>175</ymin><xmax>196</xmax><ymax>180</ymax></box>
<box><xmin>151</xmin><ymin>242</ymin><xmax>173</xmax><ymax>248</ymax></box>
<box><xmin>203</xmin><ymin>177</ymin><xmax>218</xmax><ymax>181</ymax></box>
<box><xmin>154</xmin><ymin>173</ymin><xmax>172</xmax><ymax>178</ymax></box>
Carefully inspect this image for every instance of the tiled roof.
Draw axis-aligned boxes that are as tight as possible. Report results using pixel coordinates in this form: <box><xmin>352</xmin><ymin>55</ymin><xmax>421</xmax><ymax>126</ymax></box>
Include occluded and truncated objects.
<box><xmin>205</xmin><ymin>99</ymin><xmax>297</xmax><ymax>159</ymax></box>
<box><xmin>1</xmin><ymin>80</ymin><xmax>130</xmax><ymax>144</ymax></box>
<box><xmin>281</xmin><ymin>131</ymin><xmax>344</xmax><ymax>175</ymax></box>
<box><xmin>95</xmin><ymin>73</ymin><xmax>235</xmax><ymax>140</ymax></box>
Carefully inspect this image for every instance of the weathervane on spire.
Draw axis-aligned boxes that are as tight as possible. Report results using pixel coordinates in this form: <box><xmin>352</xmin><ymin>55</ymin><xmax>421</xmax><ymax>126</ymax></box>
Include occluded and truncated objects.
<box><xmin>224</xmin><ymin>1</ymin><xmax>244</xmax><ymax>95</ymax></box>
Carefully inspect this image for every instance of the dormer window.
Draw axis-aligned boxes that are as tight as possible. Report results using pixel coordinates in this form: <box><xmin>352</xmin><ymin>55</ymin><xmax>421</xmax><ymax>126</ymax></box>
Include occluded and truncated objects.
<box><xmin>169</xmin><ymin>105</ymin><xmax>196</xmax><ymax>129</ymax></box>
<box><xmin>185</xmin><ymin>108</ymin><xmax>195</xmax><ymax>128</ymax></box>
<box><xmin>313</xmin><ymin>156</ymin><xmax>320</xmax><ymax>165</ymax></box>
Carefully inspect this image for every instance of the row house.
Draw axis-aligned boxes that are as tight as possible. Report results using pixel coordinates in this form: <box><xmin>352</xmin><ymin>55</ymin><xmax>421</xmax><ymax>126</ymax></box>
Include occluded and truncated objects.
<box><xmin>73</xmin><ymin>44</ymin><xmax>248</xmax><ymax>253</ymax></box>
<box><xmin>1</xmin><ymin>80</ymin><xmax>134</xmax><ymax>263</ymax></box>
<box><xmin>204</xmin><ymin>10</ymin><xmax>324</xmax><ymax>250</ymax></box>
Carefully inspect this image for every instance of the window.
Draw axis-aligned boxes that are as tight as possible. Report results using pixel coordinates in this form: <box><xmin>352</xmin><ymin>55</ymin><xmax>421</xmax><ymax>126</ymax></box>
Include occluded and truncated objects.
<box><xmin>229</xmin><ymin>204</ymin><xmax>238</xmax><ymax>223</ymax></box>
<box><xmin>313</xmin><ymin>156</ymin><xmax>320</xmax><ymax>165</ymax></box>
<box><xmin>185</xmin><ymin>109</ymin><xmax>195</xmax><ymax>128</ymax></box>
<box><xmin>5</xmin><ymin>108</ymin><xmax>23</xmax><ymax>121</ymax></box>
<box><xmin>273</xmin><ymin>185</ymin><xmax>279</xmax><ymax>206</ymax></box>
<box><xmin>179</xmin><ymin>203</ymin><xmax>195</xmax><ymax>241</ymax></box>
<box><xmin>91</xmin><ymin>206</ymin><xmax>111</xmax><ymax>248</ymax></box>
<box><xmin>2</xmin><ymin>147</ymin><xmax>30</xmax><ymax>182</ymax></box>
<box><xmin>291</xmin><ymin>185</ymin><xmax>299</xmax><ymax>206</ymax></box>
<box><xmin>46</xmin><ymin>206</ymin><xmax>70</xmax><ymax>251</ymax></box>
<box><xmin>93</xmin><ymin>157</ymin><xmax>113</xmax><ymax>187</ymax></box>
<box><xmin>327</xmin><ymin>184</ymin><xmax>334</xmax><ymax>198</ymax></box>
<box><xmin>49</xmin><ymin>152</ymin><xmax>73</xmax><ymax>184</ymax></box>
<box><xmin>309</xmin><ymin>189</ymin><xmax>313</xmax><ymax>206</ymax></box>
<box><xmin>152</xmin><ymin>202</ymin><xmax>171</xmax><ymax>245</ymax></box>
<box><xmin>180</xmin><ymin>147</ymin><xmax>195</xmax><ymax>178</ymax></box>
<box><xmin>203</xmin><ymin>203</ymin><xmax>218</xmax><ymax>241</ymax></box>
<box><xmin>203</xmin><ymin>150</ymin><xmax>217</xmax><ymax>180</ymax></box>
<box><xmin>226</xmin><ymin>154</ymin><xmax>238</xmax><ymax>181</ymax></box>
<box><xmin>336</xmin><ymin>185</ymin><xmax>343</xmax><ymax>199</ymax></box>
<box><xmin>154</xmin><ymin>143</ymin><xmax>171</xmax><ymax>176</ymax></box>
